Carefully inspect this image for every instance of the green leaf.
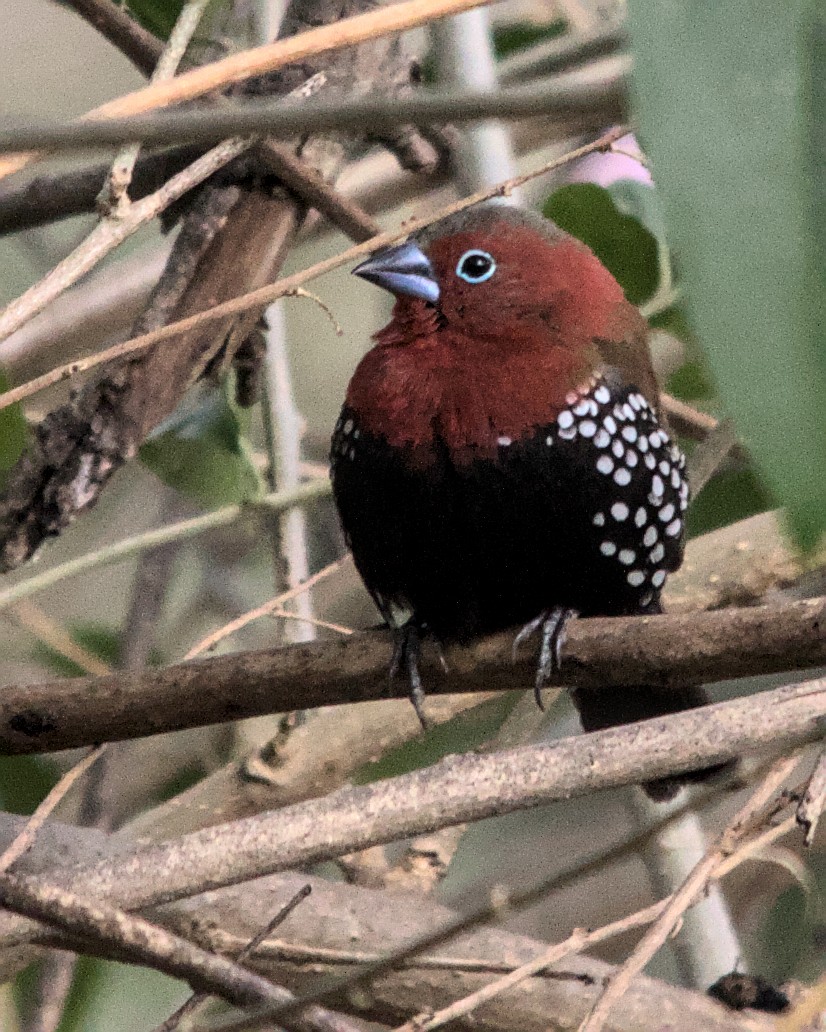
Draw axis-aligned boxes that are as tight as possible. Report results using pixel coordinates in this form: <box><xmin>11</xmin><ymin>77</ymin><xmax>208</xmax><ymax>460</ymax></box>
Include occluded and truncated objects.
<box><xmin>627</xmin><ymin>0</ymin><xmax>826</xmax><ymax>548</ymax></box>
<box><xmin>125</xmin><ymin>0</ymin><xmax>184</xmax><ymax>40</ymax></box>
<box><xmin>140</xmin><ymin>384</ymin><xmax>264</xmax><ymax>508</ymax></box>
<box><xmin>0</xmin><ymin>368</ymin><xmax>28</xmax><ymax>488</ymax></box>
<box><xmin>542</xmin><ymin>183</ymin><xmax>661</xmax><ymax>305</ymax></box>
<box><xmin>492</xmin><ymin>20</ymin><xmax>566</xmax><ymax>59</ymax></box>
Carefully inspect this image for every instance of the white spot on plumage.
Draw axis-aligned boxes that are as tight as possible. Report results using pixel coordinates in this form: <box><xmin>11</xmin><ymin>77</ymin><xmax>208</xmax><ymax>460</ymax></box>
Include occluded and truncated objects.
<box><xmin>652</xmin><ymin>570</ymin><xmax>667</xmax><ymax>588</ymax></box>
<box><xmin>659</xmin><ymin>460</ymin><xmax>671</xmax><ymax>476</ymax></box>
<box><xmin>545</xmin><ymin>435</ymin><xmax>553</xmax><ymax>446</ymax></box>
<box><xmin>644</xmin><ymin>453</ymin><xmax>657</xmax><ymax>470</ymax></box>
<box><xmin>558</xmin><ymin>426</ymin><xmax>577</xmax><ymax>441</ymax></box>
<box><xmin>579</xmin><ymin>420</ymin><xmax>597</xmax><ymax>437</ymax></box>
<box><xmin>625</xmin><ymin>451</ymin><xmax>638</xmax><ymax>468</ymax></box>
<box><xmin>635</xmin><ymin>506</ymin><xmax>647</xmax><ymax>527</ymax></box>
<box><xmin>565</xmin><ymin>390</ymin><xmax>579</xmax><ymax>406</ymax></box>
<box><xmin>597</xmin><ymin>455</ymin><xmax>614</xmax><ymax>475</ymax></box>
<box><xmin>650</xmin><ymin>542</ymin><xmax>665</xmax><ymax>563</ymax></box>
<box><xmin>558</xmin><ymin>410</ymin><xmax>574</xmax><ymax>429</ymax></box>
<box><xmin>593</xmin><ymin>512</ymin><xmax>605</xmax><ymax>526</ymax></box>
<box><xmin>638</xmin><ymin>436</ymin><xmax>649</xmax><ymax>452</ymax></box>
<box><xmin>652</xmin><ymin>475</ymin><xmax>665</xmax><ymax>497</ymax></box>
<box><xmin>630</xmin><ymin>394</ymin><xmax>643</xmax><ymax>411</ymax></box>
<box><xmin>612</xmin><ymin>440</ymin><xmax>625</xmax><ymax>459</ymax></box>
<box><xmin>641</xmin><ymin>591</ymin><xmax>654</xmax><ymax>606</ymax></box>
<box><xmin>600</xmin><ymin>540</ymin><xmax>617</xmax><ymax>556</ymax></box>
<box><xmin>498</xmin><ymin>435</ymin><xmax>512</xmax><ymax>447</ymax></box>
<box><xmin>659</xmin><ymin>503</ymin><xmax>676</xmax><ymax>523</ymax></box>
<box><xmin>594</xmin><ymin>429</ymin><xmax>611</xmax><ymax>448</ymax></box>
<box><xmin>603</xmin><ymin>415</ymin><xmax>618</xmax><ymax>435</ymax></box>
<box><xmin>622</xmin><ymin>403</ymin><xmax>635</xmax><ymax>421</ymax></box>
<box><xmin>613</xmin><ymin>468</ymin><xmax>631</xmax><ymax>486</ymax></box>
<box><xmin>665</xmin><ymin>518</ymin><xmax>682</xmax><ymax>537</ymax></box>
<box><xmin>648</xmin><ymin>432</ymin><xmax>661</xmax><ymax>448</ymax></box>
<box><xmin>643</xmin><ymin>525</ymin><xmax>658</xmax><ymax>547</ymax></box>
<box><xmin>671</xmin><ymin>469</ymin><xmax>682</xmax><ymax>488</ymax></box>
<box><xmin>622</xmin><ymin>426</ymin><xmax>638</xmax><ymax>443</ymax></box>
<box><xmin>627</xmin><ymin>570</ymin><xmax>645</xmax><ymax>587</ymax></box>
<box><xmin>611</xmin><ymin>502</ymin><xmax>629</xmax><ymax>522</ymax></box>
<box><xmin>594</xmin><ymin>385</ymin><xmax>611</xmax><ymax>404</ymax></box>
<box><xmin>343</xmin><ymin>418</ymin><xmax>354</xmax><ymax>434</ymax></box>
<box><xmin>613</xmin><ymin>405</ymin><xmax>627</xmax><ymax>422</ymax></box>
<box><xmin>618</xmin><ymin>548</ymin><xmax>636</xmax><ymax>565</ymax></box>
<box><xmin>573</xmin><ymin>400</ymin><xmax>591</xmax><ymax>417</ymax></box>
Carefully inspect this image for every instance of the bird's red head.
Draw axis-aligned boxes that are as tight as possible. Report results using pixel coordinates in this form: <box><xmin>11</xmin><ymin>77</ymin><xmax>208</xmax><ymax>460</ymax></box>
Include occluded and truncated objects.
<box><xmin>347</xmin><ymin>205</ymin><xmax>648</xmax><ymax>460</ymax></box>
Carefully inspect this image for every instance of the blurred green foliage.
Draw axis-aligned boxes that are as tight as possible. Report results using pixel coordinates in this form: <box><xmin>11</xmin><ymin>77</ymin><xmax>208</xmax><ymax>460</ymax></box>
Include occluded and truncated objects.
<box><xmin>491</xmin><ymin>19</ymin><xmax>565</xmax><ymax>59</ymax></box>
<box><xmin>355</xmin><ymin>694</ymin><xmax>518</xmax><ymax>784</ymax></box>
<box><xmin>140</xmin><ymin>384</ymin><xmax>264</xmax><ymax>508</ymax></box>
<box><xmin>0</xmin><ymin>369</ymin><xmax>28</xmax><ymax>490</ymax></box>
<box><xmin>627</xmin><ymin>0</ymin><xmax>826</xmax><ymax>549</ymax></box>
<box><xmin>125</xmin><ymin>0</ymin><xmax>185</xmax><ymax>40</ymax></box>
<box><xmin>543</xmin><ymin>182</ymin><xmax>662</xmax><ymax>306</ymax></box>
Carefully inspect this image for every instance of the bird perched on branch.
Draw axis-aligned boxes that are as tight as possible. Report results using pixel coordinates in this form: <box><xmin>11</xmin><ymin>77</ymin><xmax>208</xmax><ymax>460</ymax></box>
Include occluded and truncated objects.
<box><xmin>331</xmin><ymin>204</ymin><xmax>721</xmax><ymax>800</ymax></box>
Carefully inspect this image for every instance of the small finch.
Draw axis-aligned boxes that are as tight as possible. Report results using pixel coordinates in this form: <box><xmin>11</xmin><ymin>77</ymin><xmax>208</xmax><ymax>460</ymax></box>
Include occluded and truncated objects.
<box><xmin>332</xmin><ymin>204</ymin><xmax>725</xmax><ymax>800</ymax></box>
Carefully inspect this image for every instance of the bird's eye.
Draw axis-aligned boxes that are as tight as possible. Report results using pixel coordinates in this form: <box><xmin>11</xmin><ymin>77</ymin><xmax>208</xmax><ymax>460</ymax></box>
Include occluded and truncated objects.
<box><xmin>456</xmin><ymin>249</ymin><xmax>496</xmax><ymax>284</ymax></box>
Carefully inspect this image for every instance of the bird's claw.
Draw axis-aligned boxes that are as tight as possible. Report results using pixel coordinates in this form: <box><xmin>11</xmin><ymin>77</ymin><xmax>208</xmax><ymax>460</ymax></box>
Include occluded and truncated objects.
<box><xmin>390</xmin><ymin>623</ymin><xmax>432</xmax><ymax>730</ymax></box>
<box><xmin>513</xmin><ymin>607</ymin><xmax>577</xmax><ymax>710</ymax></box>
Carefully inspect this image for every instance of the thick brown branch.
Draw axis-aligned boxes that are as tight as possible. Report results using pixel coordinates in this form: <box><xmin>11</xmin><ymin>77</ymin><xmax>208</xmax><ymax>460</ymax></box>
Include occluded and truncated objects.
<box><xmin>0</xmin><ymin>596</ymin><xmax>822</xmax><ymax>754</ymax></box>
<box><xmin>0</xmin><ymin>826</ymin><xmax>762</xmax><ymax>1032</ymax></box>
<box><xmin>0</xmin><ymin>679</ymin><xmax>820</xmax><ymax>974</ymax></box>
<box><xmin>0</xmin><ymin>872</ymin><xmax>363</xmax><ymax>1032</ymax></box>
<box><xmin>62</xmin><ymin>0</ymin><xmax>163</xmax><ymax>76</ymax></box>
<box><xmin>0</xmin><ymin>147</ymin><xmax>201</xmax><ymax>236</ymax></box>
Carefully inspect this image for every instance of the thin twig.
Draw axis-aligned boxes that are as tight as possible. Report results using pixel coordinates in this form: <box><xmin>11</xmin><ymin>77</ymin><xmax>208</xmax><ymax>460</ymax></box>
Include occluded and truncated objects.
<box><xmin>577</xmin><ymin>752</ymin><xmax>806</xmax><ymax>1032</ymax></box>
<box><xmin>100</xmin><ymin>0</ymin><xmax>211</xmax><ymax>214</ymax></box>
<box><xmin>0</xmin><ymin>0</ymin><xmax>499</xmax><ymax>181</ymax></box>
<box><xmin>0</xmin><ymin>127</ymin><xmax>627</xmax><ymax>413</ymax></box>
<box><xmin>61</xmin><ymin>0</ymin><xmax>162</xmax><ymax>76</ymax></box>
<box><xmin>0</xmin><ymin>76</ymin><xmax>622</xmax><ymax>158</ymax></box>
<box><xmin>0</xmin><ymin>873</ymin><xmax>361</xmax><ymax>1032</ymax></box>
<box><xmin>184</xmin><ymin>558</ymin><xmax>346</xmax><ymax>659</ymax></box>
<box><xmin>0</xmin><ymin>479</ymin><xmax>331</xmax><ymax>612</ymax></box>
<box><xmin>270</xmin><ymin>609</ymin><xmax>354</xmax><ymax>636</ymax></box>
<box><xmin>0</xmin><ymin>135</ymin><xmax>253</xmax><ymax>345</ymax></box>
<box><xmin>0</xmin><ymin>746</ymin><xmax>106</xmax><ymax>873</ymax></box>
<box><xmin>154</xmin><ymin>884</ymin><xmax>312</xmax><ymax>1032</ymax></box>
<box><xmin>5</xmin><ymin>601</ymin><xmax>112</xmax><ymax>676</ymax></box>
<box><xmin>796</xmin><ymin>746</ymin><xmax>826</xmax><ymax>846</ymax></box>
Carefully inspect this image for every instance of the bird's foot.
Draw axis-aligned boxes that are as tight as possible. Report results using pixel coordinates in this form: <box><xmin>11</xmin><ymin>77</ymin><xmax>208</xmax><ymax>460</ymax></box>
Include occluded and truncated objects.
<box><xmin>390</xmin><ymin>622</ymin><xmax>432</xmax><ymax>730</ymax></box>
<box><xmin>513</xmin><ymin>606</ymin><xmax>578</xmax><ymax>710</ymax></box>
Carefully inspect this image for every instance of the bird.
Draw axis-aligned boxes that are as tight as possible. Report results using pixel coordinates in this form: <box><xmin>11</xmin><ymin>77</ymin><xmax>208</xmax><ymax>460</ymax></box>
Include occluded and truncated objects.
<box><xmin>331</xmin><ymin>203</ymin><xmax>723</xmax><ymax>800</ymax></box>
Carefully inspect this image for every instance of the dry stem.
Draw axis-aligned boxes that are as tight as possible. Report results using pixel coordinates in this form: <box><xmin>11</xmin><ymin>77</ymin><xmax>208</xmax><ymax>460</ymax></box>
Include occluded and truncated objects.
<box><xmin>577</xmin><ymin>752</ymin><xmax>806</xmax><ymax>1032</ymax></box>
<box><xmin>0</xmin><ymin>0</ymin><xmax>497</xmax><ymax>182</ymax></box>
<box><xmin>0</xmin><ymin>128</ymin><xmax>627</xmax><ymax>413</ymax></box>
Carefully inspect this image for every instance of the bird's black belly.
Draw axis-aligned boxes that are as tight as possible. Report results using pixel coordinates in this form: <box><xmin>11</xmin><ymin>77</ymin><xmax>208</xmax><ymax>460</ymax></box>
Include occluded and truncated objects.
<box><xmin>331</xmin><ymin>383</ymin><xmax>687</xmax><ymax>642</ymax></box>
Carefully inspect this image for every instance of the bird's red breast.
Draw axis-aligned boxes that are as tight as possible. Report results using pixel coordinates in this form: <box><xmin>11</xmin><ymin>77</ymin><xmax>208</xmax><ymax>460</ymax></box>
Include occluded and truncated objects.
<box><xmin>345</xmin><ymin>213</ymin><xmax>651</xmax><ymax>462</ymax></box>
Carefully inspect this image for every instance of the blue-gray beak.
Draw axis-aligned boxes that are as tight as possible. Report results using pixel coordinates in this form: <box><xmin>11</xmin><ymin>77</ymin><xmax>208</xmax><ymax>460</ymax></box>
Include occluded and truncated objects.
<box><xmin>352</xmin><ymin>241</ymin><xmax>440</xmax><ymax>304</ymax></box>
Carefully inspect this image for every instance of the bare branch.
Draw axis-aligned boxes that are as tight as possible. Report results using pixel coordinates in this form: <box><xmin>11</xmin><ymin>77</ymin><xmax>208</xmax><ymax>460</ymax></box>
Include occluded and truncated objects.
<box><xmin>0</xmin><ymin>872</ymin><xmax>363</xmax><ymax>1032</ymax></box>
<box><xmin>0</xmin><ymin>0</ymin><xmax>500</xmax><ymax>181</ymax></box>
<box><xmin>0</xmin><ymin>596</ymin><xmax>822</xmax><ymax>754</ymax></box>
<box><xmin>61</xmin><ymin>0</ymin><xmax>163</xmax><ymax>76</ymax></box>
<box><xmin>153</xmin><ymin>884</ymin><xmax>312</xmax><ymax>1032</ymax></box>
<box><xmin>0</xmin><ymin>128</ymin><xmax>628</xmax><ymax>417</ymax></box>
<box><xmin>0</xmin><ymin>77</ymin><xmax>624</xmax><ymax>158</ymax></box>
<box><xmin>0</xmin><ymin>747</ymin><xmax>106</xmax><ymax>872</ymax></box>
<box><xmin>796</xmin><ymin>745</ymin><xmax>826</xmax><ymax>846</ymax></box>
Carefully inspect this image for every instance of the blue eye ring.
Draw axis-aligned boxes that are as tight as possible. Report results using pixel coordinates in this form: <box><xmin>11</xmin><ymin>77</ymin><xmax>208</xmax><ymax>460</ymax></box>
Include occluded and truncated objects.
<box><xmin>456</xmin><ymin>249</ymin><xmax>496</xmax><ymax>283</ymax></box>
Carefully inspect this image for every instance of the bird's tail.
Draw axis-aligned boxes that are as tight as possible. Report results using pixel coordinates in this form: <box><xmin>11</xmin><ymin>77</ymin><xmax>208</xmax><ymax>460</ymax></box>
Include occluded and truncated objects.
<box><xmin>571</xmin><ymin>683</ymin><xmax>734</xmax><ymax>801</ymax></box>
